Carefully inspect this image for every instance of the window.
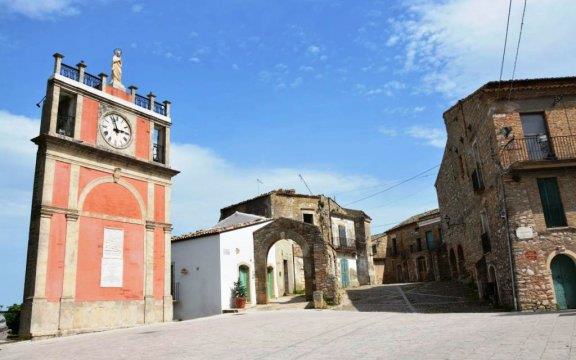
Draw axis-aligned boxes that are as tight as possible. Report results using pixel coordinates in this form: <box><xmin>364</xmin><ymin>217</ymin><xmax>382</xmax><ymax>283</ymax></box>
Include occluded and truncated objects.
<box><xmin>471</xmin><ymin>141</ymin><xmax>485</xmax><ymax>192</ymax></box>
<box><xmin>392</xmin><ymin>238</ymin><xmax>398</xmax><ymax>256</ymax></box>
<box><xmin>439</xmin><ymin>228</ymin><xmax>444</xmax><ymax>244</ymax></box>
<box><xmin>303</xmin><ymin>213</ymin><xmax>314</xmax><ymax>224</ymax></box>
<box><xmin>372</xmin><ymin>245</ymin><xmax>377</xmax><ymax>256</ymax></box>
<box><xmin>153</xmin><ymin>124</ymin><xmax>166</xmax><ymax>164</ymax></box>
<box><xmin>538</xmin><ymin>178</ymin><xmax>567</xmax><ymax>228</ymax></box>
<box><xmin>425</xmin><ymin>231</ymin><xmax>436</xmax><ymax>250</ymax></box>
<box><xmin>410</xmin><ymin>244</ymin><xmax>414</xmax><ymax>253</ymax></box>
<box><xmin>338</xmin><ymin>225</ymin><xmax>347</xmax><ymax>245</ymax></box>
<box><xmin>56</xmin><ymin>93</ymin><xmax>76</xmax><ymax>137</ymax></box>
<box><xmin>416</xmin><ymin>238</ymin><xmax>422</xmax><ymax>252</ymax></box>
<box><xmin>480</xmin><ymin>211</ymin><xmax>491</xmax><ymax>253</ymax></box>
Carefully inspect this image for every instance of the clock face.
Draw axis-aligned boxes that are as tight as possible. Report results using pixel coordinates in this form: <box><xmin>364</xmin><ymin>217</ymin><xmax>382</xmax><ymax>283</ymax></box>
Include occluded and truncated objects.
<box><xmin>100</xmin><ymin>114</ymin><xmax>132</xmax><ymax>149</ymax></box>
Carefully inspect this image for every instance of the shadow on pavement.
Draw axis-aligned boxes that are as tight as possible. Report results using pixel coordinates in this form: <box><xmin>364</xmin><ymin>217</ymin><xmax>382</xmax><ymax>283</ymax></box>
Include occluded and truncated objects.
<box><xmin>341</xmin><ymin>281</ymin><xmax>500</xmax><ymax>313</ymax></box>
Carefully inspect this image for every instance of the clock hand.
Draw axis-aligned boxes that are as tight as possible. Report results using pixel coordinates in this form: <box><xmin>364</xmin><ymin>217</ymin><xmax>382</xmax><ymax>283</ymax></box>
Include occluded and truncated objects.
<box><xmin>111</xmin><ymin>117</ymin><xmax>120</xmax><ymax>132</ymax></box>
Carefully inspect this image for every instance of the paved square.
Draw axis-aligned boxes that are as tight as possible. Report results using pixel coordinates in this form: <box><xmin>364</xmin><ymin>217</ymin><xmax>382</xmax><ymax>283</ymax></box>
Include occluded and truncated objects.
<box><xmin>1</xmin><ymin>284</ymin><xmax>575</xmax><ymax>359</ymax></box>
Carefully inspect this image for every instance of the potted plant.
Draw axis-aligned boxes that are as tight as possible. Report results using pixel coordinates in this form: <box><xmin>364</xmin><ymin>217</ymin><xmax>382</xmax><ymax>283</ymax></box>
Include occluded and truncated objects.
<box><xmin>233</xmin><ymin>281</ymin><xmax>247</xmax><ymax>309</ymax></box>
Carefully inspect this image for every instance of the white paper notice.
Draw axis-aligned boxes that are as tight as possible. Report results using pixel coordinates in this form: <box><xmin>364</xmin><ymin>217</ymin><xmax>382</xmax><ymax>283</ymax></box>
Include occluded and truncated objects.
<box><xmin>100</xmin><ymin>228</ymin><xmax>124</xmax><ymax>287</ymax></box>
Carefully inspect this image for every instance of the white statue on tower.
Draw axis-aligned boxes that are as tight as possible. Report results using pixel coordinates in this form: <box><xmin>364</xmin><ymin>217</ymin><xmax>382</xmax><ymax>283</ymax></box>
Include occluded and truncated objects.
<box><xmin>111</xmin><ymin>48</ymin><xmax>124</xmax><ymax>89</ymax></box>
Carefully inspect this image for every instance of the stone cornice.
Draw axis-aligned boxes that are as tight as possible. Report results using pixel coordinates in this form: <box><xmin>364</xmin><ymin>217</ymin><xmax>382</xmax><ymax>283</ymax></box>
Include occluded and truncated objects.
<box><xmin>33</xmin><ymin>134</ymin><xmax>179</xmax><ymax>178</ymax></box>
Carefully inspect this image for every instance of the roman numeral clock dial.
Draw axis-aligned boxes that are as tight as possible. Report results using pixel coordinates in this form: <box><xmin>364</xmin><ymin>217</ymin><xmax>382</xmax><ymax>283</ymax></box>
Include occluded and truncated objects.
<box><xmin>99</xmin><ymin>114</ymin><xmax>132</xmax><ymax>149</ymax></box>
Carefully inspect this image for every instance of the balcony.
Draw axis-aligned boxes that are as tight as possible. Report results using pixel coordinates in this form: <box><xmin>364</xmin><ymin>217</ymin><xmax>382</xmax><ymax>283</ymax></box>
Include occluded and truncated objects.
<box><xmin>502</xmin><ymin>135</ymin><xmax>576</xmax><ymax>170</ymax></box>
<box><xmin>56</xmin><ymin>115</ymin><xmax>75</xmax><ymax>137</ymax></box>
<box><xmin>55</xmin><ymin>55</ymin><xmax>170</xmax><ymax>117</ymax></box>
<box><xmin>481</xmin><ymin>232</ymin><xmax>491</xmax><ymax>254</ymax></box>
<box><xmin>333</xmin><ymin>237</ymin><xmax>357</xmax><ymax>254</ymax></box>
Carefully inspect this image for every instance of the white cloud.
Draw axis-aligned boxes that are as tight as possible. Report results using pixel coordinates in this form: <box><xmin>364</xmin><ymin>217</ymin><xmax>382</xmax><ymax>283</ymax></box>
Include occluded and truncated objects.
<box><xmin>0</xmin><ymin>0</ymin><xmax>85</xmax><ymax>19</ymax></box>
<box><xmin>354</xmin><ymin>80</ymin><xmax>406</xmax><ymax>98</ymax></box>
<box><xmin>0</xmin><ymin>110</ymin><xmax>39</xmax><ymax>159</ymax></box>
<box><xmin>170</xmin><ymin>143</ymin><xmax>380</xmax><ymax>232</ymax></box>
<box><xmin>405</xmin><ymin>126</ymin><xmax>446</xmax><ymax>148</ymax></box>
<box><xmin>393</xmin><ymin>0</ymin><xmax>576</xmax><ymax>99</ymax></box>
<box><xmin>307</xmin><ymin>45</ymin><xmax>321</xmax><ymax>55</ymax></box>
<box><xmin>378</xmin><ymin>127</ymin><xmax>398</xmax><ymax>137</ymax></box>
<box><xmin>131</xmin><ymin>3</ymin><xmax>143</xmax><ymax>13</ymax></box>
<box><xmin>290</xmin><ymin>77</ymin><xmax>303</xmax><ymax>88</ymax></box>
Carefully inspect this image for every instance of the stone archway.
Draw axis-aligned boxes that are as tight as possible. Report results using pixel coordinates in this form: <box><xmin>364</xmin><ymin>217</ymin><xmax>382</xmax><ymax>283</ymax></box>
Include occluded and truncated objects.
<box><xmin>253</xmin><ymin>217</ymin><xmax>339</xmax><ymax>305</ymax></box>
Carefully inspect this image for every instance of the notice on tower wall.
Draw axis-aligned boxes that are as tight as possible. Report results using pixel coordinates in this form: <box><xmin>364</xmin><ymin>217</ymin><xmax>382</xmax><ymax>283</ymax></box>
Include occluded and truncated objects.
<box><xmin>100</xmin><ymin>228</ymin><xmax>124</xmax><ymax>288</ymax></box>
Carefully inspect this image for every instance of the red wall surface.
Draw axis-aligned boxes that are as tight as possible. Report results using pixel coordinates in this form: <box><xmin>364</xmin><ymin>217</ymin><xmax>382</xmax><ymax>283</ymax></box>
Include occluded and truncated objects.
<box><xmin>135</xmin><ymin>117</ymin><xmax>150</xmax><ymax>160</ymax></box>
<box><xmin>45</xmin><ymin>213</ymin><xmax>67</xmax><ymax>301</ymax></box>
<box><xmin>153</xmin><ymin>228</ymin><xmax>164</xmax><ymax>299</ymax></box>
<box><xmin>80</xmin><ymin>97</ymin><xmax>99</xmax><ymax>145</ymax></box>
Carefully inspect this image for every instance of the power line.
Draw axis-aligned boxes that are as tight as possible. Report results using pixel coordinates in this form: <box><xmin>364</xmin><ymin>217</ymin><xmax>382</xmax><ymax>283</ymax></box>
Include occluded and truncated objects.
<box><xmin>344</xmin><ymin>164</ymin><xmax>440</xmax><ymax>206</ymax></box>
<box><xmin>508</xmin><ymin>0</ymin><xmax>528</xmax><ymax>101</ymax></box>
<box><xmin>497</xmin><ymin>0</ymin><xmax>513</xmax><ymax>97</ymax></box>
<box><xmin>298</xmin><ymin>174</ymin><xmax>313</xmax><ymax>195</ymax></box>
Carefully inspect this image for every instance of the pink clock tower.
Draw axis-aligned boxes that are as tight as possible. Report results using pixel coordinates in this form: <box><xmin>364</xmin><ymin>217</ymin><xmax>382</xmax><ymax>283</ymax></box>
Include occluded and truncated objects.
<box><xmin>20</xmin><ymin>52</ymin><xmax>179</xmax><ymax>338</ymax></box>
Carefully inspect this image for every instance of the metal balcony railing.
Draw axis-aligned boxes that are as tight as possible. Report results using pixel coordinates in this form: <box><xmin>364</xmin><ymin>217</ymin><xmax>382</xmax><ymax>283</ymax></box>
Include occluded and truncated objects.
<box><xmin>153</xmin><ymin>101</ymin><xmax>165</xmax><ymax>115</ymax></box>
<box><xmin>502</xmin><ymin>135</ymin><xmax>576</xmax><ymax>168</ymax></box>
<box><xmin>60</xmin><ymin>63</ymin><xmax>79</xmax><ymax>81</ymax></box>
<box><xmin>333</xmin><ymin>237</ymin><xmax>357</xmax><ymax>253</ymax></box>
<box><xmin>83</xmin><ymin>71</ymin><xmax>101</xmax><ymax>89</ymax></box>
<box><xmin>153</xmin><ymin>143</ymin><xmax>165</xmax><ymax>164</ymax></box>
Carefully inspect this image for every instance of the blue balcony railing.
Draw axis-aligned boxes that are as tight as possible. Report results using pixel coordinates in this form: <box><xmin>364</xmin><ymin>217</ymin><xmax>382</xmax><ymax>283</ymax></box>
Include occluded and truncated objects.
<box><xmin>83</xmin><ymin>71</ymin><xmax>101</xmax><ymax>89</ymax></box>
<box><xmin>60</xmin><ymin>64</ymin><xmax>79</xmax><ymax>81</ymax></box>
<box><xmin>153</xmin><ymin>101</ymin><xmax>165</xmax><ymax>115</ymax></box>
<box><xmin>135</xmin><ymin>94</ymin><xmax>150</xmax><ymax>109</ymax></box>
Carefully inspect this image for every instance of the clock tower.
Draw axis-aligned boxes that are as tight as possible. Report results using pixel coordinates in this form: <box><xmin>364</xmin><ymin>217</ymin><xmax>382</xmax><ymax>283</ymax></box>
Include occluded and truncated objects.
<box><xmin>20</xmin><ymin>51</ymin><xmax>179</xmax><ymax>338</ymax></box>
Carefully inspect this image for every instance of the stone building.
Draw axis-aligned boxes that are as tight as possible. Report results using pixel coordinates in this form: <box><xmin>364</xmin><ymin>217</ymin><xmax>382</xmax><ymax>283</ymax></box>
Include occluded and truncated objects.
<box><xmin>383</xmin><ymin>209</ymin><xmax>450</xmax><ymax>283</ymax></box>
<box><xmin>20</xmin><ymin>52</ymin><xmax>178</xmax><ymax>337</ymax></box>
<box><xmin>436</xmin><ymin>77</ymin><xmax>576</xmax><ymax>310</ymax></box>
<box><xmin>371</xmin><ymin>233</ymin><xmax>387</xmax><ymax>284</ymax></box>
<box><xmin>220</xmin><ymin>189</ymin><xmax>376</xmax><ymax>288</ymax></box>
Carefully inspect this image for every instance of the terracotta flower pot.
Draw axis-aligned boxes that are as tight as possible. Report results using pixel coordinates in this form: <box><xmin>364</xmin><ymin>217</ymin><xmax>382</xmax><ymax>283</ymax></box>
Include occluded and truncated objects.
<box><xmin>235</xmin><ymin>297</ymin><xmax>247</xmax><ymax>309</ymax></box>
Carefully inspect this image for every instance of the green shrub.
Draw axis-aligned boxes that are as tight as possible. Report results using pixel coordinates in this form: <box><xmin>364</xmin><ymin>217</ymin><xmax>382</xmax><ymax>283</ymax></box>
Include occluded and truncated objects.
<box><xmin>4</xmin><ymin>304</ymin><xmax>22</xmax><ymax>334</ymax></box>
<box><xmin>232</xmin><ymin>281</ymin><xmax>247</xmax><ymax>298</ymax></box>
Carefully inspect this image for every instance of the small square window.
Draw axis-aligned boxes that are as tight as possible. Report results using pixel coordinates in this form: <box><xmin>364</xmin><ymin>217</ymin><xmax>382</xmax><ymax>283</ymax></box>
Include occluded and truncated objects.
<box><xmin>303</xmin><ymin>213</ymin><xmax>314</xmax><ymax>224</ymax></box>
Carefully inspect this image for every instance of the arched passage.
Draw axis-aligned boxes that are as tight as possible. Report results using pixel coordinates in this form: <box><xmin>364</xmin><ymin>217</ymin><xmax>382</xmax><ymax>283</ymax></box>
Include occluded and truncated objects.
<box><xmin>551</xmin><ymin>254</ymin><xmax>576</xmax><ymax>310</ymax></box>
<box><xmin>253</xmin><ymin>218</ymin><xmax>339</xmax><ymax>304</ymax></box>
<box><xmin>449</xmin><ymin>248</ymin><xmax>459</xmax><ymax>279</ymax></box>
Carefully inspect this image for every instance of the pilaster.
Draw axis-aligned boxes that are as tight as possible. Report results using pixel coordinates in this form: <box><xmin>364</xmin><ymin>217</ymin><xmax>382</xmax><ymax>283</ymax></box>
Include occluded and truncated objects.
<box><xmin>144</xmin><ymin>221</ymin><xmax>155</xmax><ymax>323</ymax></box>
<box><xmin>74</xmin><ymin>94</ymin><xmax>84</xmax><ymax>140</ymax></box>
<box><xmin>163</xmin><ymin>225</ymin><xmax>173</xmax><ymax>322</ymax></box>
<box><xmin>34</xmin><ymin>210</ymin><xmax>53</xmax><ymax>298</ymax></box>
<box><xmin>164</xmin><ymin>126</ymin><xmax>171</xmax><ymax>166</ymax></box>
<box><xmin>48</xmin><ymin>85</ymin><xmax>60</xmax><ymax>134</ymax></box>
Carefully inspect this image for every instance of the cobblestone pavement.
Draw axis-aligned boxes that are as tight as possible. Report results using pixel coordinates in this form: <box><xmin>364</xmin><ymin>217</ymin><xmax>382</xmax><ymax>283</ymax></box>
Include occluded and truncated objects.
<box><xmin>340</xmin><ymin>282</ymin><xmax>497</xmax><ymax>313</ymax></box>
<box><xmin>2</xmin><ymin>284</ymin><xmax>576</xmax><ymax>359</ymax></box>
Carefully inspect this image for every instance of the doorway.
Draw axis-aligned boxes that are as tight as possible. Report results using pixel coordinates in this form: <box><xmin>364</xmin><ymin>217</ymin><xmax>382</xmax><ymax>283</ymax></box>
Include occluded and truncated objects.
<box><xmin>520</xmin><ymin>113</ymin><xmax>552</xmax><ymax>160</ymax></box>
<box><xmin>239</xmin><ymin>265</ymin><xmax>250</xmax><ymax>301</ymax></box>
<box><xmin>340</xmin><ymin>258</ymin><xmax>350</xmax><ymax>288</ymax></box>
<box><xmin>417</xmin><ymin>257</ymin><xmax>427</xmax><ymax>281</ymax></box>
<box><xmin>267</xmin><ymin>266</ymin><xmax>275</xmax><ymax>300</ymax></box>
<box><xmin>551</xmin><ymin>254</ymin><xmax>576</xmax><ymax>310</ymax></box>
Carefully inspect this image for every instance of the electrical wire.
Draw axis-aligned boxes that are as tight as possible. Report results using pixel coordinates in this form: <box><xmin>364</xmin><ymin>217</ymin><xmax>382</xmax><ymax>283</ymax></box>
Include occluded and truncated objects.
<box><xmin>497</xmin><ymin>0</ymin><xmax>514</xmax><ymax>97</ymax></box>
<box><xmin>508</xmin><ymin>0</ymin><xmax>528</xmax><ymax>101</ymax></box>
<box><xmin>344</xmin><ymin>164</ymin><xmax>440</xmax><ymax>206</ymax></box>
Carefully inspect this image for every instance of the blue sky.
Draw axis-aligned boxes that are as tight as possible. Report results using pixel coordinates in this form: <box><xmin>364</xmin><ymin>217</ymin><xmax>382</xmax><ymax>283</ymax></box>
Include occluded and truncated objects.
<box><xmin>1</xmin><ymin>0</ymin><xmax>574</xmax><ymax>306</ymax></box>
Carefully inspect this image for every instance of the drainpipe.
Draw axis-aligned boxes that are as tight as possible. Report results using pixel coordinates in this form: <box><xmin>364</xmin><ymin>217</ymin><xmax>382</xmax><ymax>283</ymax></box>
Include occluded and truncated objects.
<box><xmin>499</xmin><ymin>174</ymin><xmax>519</xmax><ymax>311</ymax></box>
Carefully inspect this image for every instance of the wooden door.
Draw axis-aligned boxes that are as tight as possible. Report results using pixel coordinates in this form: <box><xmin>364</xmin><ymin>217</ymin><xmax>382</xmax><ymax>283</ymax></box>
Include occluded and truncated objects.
<box><xmin>267</xmin><ymin>267</ymin><xmax>275</xmax><ymax>300</ymax></box>
<box><xmin>552</xmin><ymin>255</ymin><xmax>576</xmax><ymax>310</ymax></box>
<box><xmin>340</xmin><ymin>258</ymin><xmax>350</xmax><ymax>288</ymax></box>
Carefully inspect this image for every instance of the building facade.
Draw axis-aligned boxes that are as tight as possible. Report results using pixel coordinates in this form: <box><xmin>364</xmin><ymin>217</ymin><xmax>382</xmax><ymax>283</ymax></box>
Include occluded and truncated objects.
<box><xmin>383</xmin><ymin>209</ymin><xmax>449</xmax><ymax>284</ymax></box>
<box><xmin>371</xmin><ymin>233</ymin><xmax>387</xmax><ymax>284</ymax></box>
<box><xmin>20</xmin><ymin>53</ymin><xmax>178</xmax><ymax>337</ymax></box>
<box><xmin>436</xmin><ymin>77</ymin><xmax>576</xmax><ymax>310</ymax></box>
<box><xmin>220</xmin><ymin>189</ymin><xmax>375</xmax><ymax>288</ymax></box>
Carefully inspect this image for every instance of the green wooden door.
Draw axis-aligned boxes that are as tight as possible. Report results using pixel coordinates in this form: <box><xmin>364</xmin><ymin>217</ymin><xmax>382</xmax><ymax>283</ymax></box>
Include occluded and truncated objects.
<box><xmin>340</xmin><ymin>258</ymin><xmax>350</xmax><ymax>288</ymax></box>
<box><xmin>551</xmin><ymin>255</ymin><xmax>576</xmax><ymax>310</ymax></box>
<box><xmin>267</xmin><ymin>267</ymin><xmax>274</xmax><ymax>300</ymax></box>
<box><xmin>239</xmin><ymin>265</ymin><xmax>250</xmax><ymax>301</ymax></box>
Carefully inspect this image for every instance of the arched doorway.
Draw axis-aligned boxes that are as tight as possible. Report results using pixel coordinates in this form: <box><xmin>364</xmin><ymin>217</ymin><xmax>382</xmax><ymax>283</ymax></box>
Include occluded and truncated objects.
<box><xmin>457</xmin><ymin>245</ymin><xmax>466</xmax><ymax>278</ymax></box>
<box><xmin>551</xmin><ymin>254</ymin><xmax>576</xmax><ymax>310</ymax></box>
<box><xmin>449</xmin><ymin>248</ymin><xmax>458</xmax><ymax>279</ymax></box>
<box><xmin>488</xmin><ymin>265</ymin><xmax>499</xmax><ymax>306</ymax></box>
<box><xmin>266</xmin><ymin>266</ymin><xmax>275</xmax><ymax>300</ymax></box>
<box><xmin>252</xmin><ymin>218</ymin><xmax>339</xmax><ymax>304</ymax></box>
<box><xmin>238</xmin><ymin>265</ymin><xmax>251</xmax><ymax>301</ymax></box>
<box><xmin>396</xmin><ymin>265</ymin><xmax>403</xmax><ymax>282</ymax></box>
